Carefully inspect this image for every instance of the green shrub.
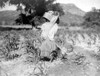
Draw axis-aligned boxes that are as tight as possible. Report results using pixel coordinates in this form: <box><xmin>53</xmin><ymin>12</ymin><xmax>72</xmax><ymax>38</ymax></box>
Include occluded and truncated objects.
<box><xmin>0</xmin><ymin>31</ymin><xmax>21</xmax><ymax>60</ymax></box>
<box><xmin>83</xmin><ymin>8</ymin><xmax>100</xmax><ymax>27</ymax></box>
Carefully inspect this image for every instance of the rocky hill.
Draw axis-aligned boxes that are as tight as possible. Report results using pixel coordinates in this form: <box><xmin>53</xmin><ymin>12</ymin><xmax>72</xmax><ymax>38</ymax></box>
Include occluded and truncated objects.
<box><xmin>60</xmin><ymin>3</ymin><xmax>85</xmax><ymax>24</ymax></box>
<box><xmin>60</xmin><ymin>11</ymin><xmax>84</xmax><ymax>25</ymax></box>
<box><xmin>60</xmin><ymin>3</ymin><xmax>85</xmax><ymax>16</ymax></box>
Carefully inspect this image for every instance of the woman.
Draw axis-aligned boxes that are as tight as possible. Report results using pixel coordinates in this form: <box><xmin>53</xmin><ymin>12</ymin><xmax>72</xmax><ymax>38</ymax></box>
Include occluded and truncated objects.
<box><xmin>38</xmin><ymin>11</ymin><xmax>59</xmax><ymax>40</ymax></box>
<box><xmin>38</xmin><ymin>11</ymin><xmax>60</xmax><ymax>58</ymax></box>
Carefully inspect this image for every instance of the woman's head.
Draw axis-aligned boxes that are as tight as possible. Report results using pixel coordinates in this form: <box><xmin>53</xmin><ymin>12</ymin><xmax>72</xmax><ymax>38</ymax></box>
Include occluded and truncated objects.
<box><xmin>43</xmin><ymin>11</ymin><xmax>60</xmax><ymax>24</ymax></box>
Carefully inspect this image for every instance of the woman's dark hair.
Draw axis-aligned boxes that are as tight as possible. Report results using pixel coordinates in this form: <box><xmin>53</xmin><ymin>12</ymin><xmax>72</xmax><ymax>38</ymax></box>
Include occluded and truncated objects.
<box><xmin>43</xmin><ymin>17</ymin><xmax>50</xmax><ymax>22</ymax></box>
<box><xmin>56</xmin><ymin>17</ymin><xmax>60</xmax><ymax>24</ymax></box>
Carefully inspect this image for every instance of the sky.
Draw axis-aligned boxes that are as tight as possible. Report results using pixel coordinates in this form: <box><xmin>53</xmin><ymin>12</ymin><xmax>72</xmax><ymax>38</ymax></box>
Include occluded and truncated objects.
<box><xmin>57</xmin><ymin>0</ymin><xmax>100</xmax><ymax>12</ymax></box>
<box><xmin>0</xmin><ymin>0</ymin><xmax>100</xmax><ymax>12</ymax></box>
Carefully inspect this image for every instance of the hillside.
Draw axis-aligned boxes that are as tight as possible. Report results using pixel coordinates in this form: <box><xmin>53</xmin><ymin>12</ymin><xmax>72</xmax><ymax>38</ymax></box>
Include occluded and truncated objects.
<box><xmin>60</xmin><ymin>3</ymin><xmax>85</xmax><ymax>24</ymax></box>
<box><xmin>0</xmin><ymin>3</ymin><xmax>86</xmax><ymax>25</ymax></box>
<box><xmin>60</xmin><ymin>3</ymin><xmax>85</xmax><ymax>16</ymax></box>
<box><xmin>60</xmin><ymin>11</ymin><xmax>84</xmax><ymax>24</ymax></box>
<box><xmin>0</xmin><ymin>10</ymin><xmax>19</xmax><ymax>25</ymax></box>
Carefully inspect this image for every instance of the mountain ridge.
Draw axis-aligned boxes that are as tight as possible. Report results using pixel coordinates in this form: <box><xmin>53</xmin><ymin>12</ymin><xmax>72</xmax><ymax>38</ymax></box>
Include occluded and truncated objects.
<box><xmin>59</xmin><ymin>3</ymin><xmax>85</xmax><ymax>24</ymax></box>
<box><xmin>60</xmin><ymin>3</ymin><xmax>85</xmax><ymax>16</ymax></box>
